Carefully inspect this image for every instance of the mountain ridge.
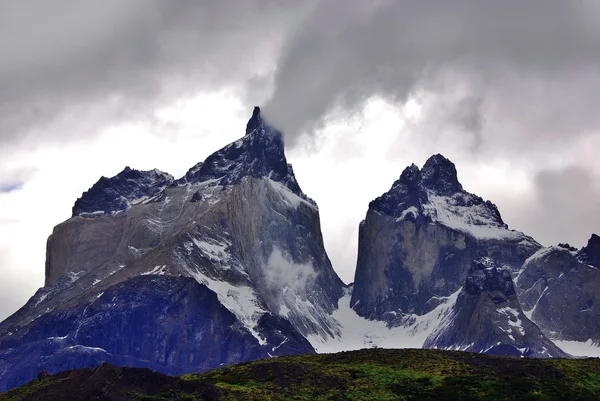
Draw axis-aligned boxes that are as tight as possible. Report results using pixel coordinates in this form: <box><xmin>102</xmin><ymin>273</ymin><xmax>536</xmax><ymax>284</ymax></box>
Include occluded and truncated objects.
<box><xmin>1</xmin><ymin>107</ymin><xmax>599</xmax><ymax>392</ymax></box>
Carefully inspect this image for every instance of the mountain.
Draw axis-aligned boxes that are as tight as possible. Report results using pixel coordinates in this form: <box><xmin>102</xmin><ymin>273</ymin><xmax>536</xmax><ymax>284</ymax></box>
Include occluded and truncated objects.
<box><xmin>0</xmin><ymin>107</ymin><xmax>343</xmax><ymax>391</ymax></box>
<box><xmin>516</xmin><ymin>236</ymin><xmax>600</xmax><ymax>355</ymax></box>
<box><xmin>351</xmin><ymin>154</ymin><xmax>540</xmax><ymax>321</ymax></box>
<box><xmin>343</xmin><ymin>155</ymin><xmax>576</xmax><ymax>356</ymax></box>
<box><xmin>578</xmin><ymin>233</ymin><xmax>600</xmax><ymax>268</ymax></box>
<box><xmin>5</xmin><ymin>349</ymin><xmax>600</xmax><ymax>401</ymax></box>
<box><xmin>425</xmin><ymin>258</ymin><xmax>567</xmax><ymax>358</ymax></box>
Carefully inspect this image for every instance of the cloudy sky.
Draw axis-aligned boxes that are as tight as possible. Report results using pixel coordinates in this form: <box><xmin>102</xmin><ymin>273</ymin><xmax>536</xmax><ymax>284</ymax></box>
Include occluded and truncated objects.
<box><xmin>1</xmin><ymin>0</ymin><xmax>599</xmax><ymax>321</ymax></box>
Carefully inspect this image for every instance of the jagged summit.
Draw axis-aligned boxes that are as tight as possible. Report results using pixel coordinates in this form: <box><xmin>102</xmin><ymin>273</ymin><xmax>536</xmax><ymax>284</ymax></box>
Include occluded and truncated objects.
<box><xmin>421</xmin><ymin>154</ymin><xmax>463</xmax><ymax>196</ymax></box>
<box><xmin>72</xmin><ymin>167</ymin><xmax>174</xmax><ymax>217</ymax></box>
<box><xmin>178</xmin><ymin>106</ymin><xmax>307</xmax><ymax>198</ymax></box>
<box><xmin>74</xmin><ymin>108</ymin><xmax>311</xmax><ymax>217</ymax></box>
<box><xmin>245</xmin><ymin>106</ymin><xmax>263</xmax><ymax>135</ymax></box>
<box><xmin>578</xmin><ymin>233</ymin><xmax>600</xmax><ymax>268</ymax></box>
<box><xmin>369</xmin><ymin>154</ymin><xmax>508</xmax><ymax>238</ymax></box>
<box><xmin>398</xmin><ymin>163</ymin><xmax>421</xmax><ymax>188</ymax></box>
<box><xmin>351</xmin><ymin>154</ymin><xmax>541</xmax><ymax>322</ymax></box>
<box><xmin>391</xmin><ymin>154</ymin><xmax>461</xmax><ymax>194</ymax></box>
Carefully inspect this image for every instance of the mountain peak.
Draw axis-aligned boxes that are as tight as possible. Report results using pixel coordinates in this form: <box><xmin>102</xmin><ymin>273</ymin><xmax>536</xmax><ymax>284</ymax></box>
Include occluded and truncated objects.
<box><xmin>577</xmin><ymin>233</ymin><xmax>600</xmax><ymax>268</ymax></box>
<box><xmin>368</xmin><ymin>154</ymin><xmax>518</xmax><ymax>241</ymax></box>
<box><xmin>421</xmin><ymin>154</ymin><xmax>463</xmax><ymax>196</ymax></box>
<box><xmin>178</xmin><ymin>107</ymin><xmax>306</xmax><ymax>197</ymax></box>
<box><xmin>398</xmin><ymin>163</ymin><xmax>421</xmax><ymax>188</ymax></box>
<box><xmin>246</xmin><ymin>106</ymin><xmax>263</xmax><ymax>135</ymax></box>
<box><xmin>73</xmin><ymin>168</ymin><xmax>174</xmax><ymax>217</ymax></box>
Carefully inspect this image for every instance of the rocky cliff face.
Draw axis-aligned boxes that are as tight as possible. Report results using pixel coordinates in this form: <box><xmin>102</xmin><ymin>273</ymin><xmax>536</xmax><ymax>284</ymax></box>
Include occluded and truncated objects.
<box><xmin>424</xmin><ymin>258</ymin><xmax>567</xmax><ymax>358</ymax></box>
<box><xmin>0</xmin><ymin>275</ymin><xmax>312</xmax><ymax>392</ymax></box>
<box><xmin>343</xmin><ymin>155</ymin><xmax>598</xmax><ymax>357</ymax></box>
<box><xmin>0</xmin><ymin>107</ymin><xmax>342</xmax><ymax>391</ymax></box>
<box><xmin>351</xmin><ymin>154</ymin><xmax>540</xmax><ymax>321</ymax></box>
<box><xmin>516</xmin><ymin>239</ymin><xmax>600</xmax><ymax>348</ymax></box>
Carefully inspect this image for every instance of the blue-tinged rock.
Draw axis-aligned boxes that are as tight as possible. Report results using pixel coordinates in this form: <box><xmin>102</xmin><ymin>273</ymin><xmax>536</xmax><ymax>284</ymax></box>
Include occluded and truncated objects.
<box><xmin>517</xmin><ymin>244</ymin><xmax>600</xmax><ymax>347</ymax></box>
<box><xmin>465</xmin><ymin>258</ymin><xmax>516</xmax><ymax>297</ymax></box>
<box><xmin>0</xmin><ymin>275</ymin><xmax>314</xmax><ymax>392</ymax></box>
<box><xmin>173</xmin><ymin>162</ymin><xmax>204</xmax><ymax>186</ymax></box>
<box><xmin>368</xmin><ymin>163</ymin><xmax>427</xmax><ymax>219</ymax></box>
<box><xmin>424</xmin><ymin>258</ymin><xmax>568</xmax><ymax>358</ymax></box>
<box><xmin>72</xmin><ymin>167</ymin><xmax>174</xmax><ymax>217</ymax></box>
<box><xmin>578</xmin><ymin>233</ymin><xmax>600</xmax><ymax>268</ymax></box>
<box><xmin>351</xmin><ymin>153</ymin><xmax>538</xmax><ymax>321</ymax></box>
<box><xmin>178</xmin><ymin>107</ymin><xmax>305</xmax><ymax>198</ymax></box>
<box><xmin>420</xmin><ymin>154</ymin><xmax>464</xmax><ymax>196</ymax></box>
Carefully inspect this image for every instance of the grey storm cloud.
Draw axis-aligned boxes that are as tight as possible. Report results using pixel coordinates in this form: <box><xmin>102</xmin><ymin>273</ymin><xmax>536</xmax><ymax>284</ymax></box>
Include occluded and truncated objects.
<box><xmin>0</xmin><ymin>0</ymin><xmax>311</xmax><ymax>153</ymax></box>
<box><xmin>3</xmin><ymin>0</ymin><xmax>600</xmax><ymax>152</ymax></box>
<box><xmin>257</xmin><ymin>0</ymin><xmax>600</xmax><ymax>253</ymax></box>
<box><xmin>262</xmin><ymin>0</ymin><xmax>600</xmax><ymax>145</ymax></box>
<box><xmin>383</xmin><ymin>70</ymin><xmax>600</xmax><ymax>162</ymax></box>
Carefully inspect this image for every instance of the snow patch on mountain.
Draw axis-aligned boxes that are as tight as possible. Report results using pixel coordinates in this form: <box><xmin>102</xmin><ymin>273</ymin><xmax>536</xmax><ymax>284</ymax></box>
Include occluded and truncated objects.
<box><xmin>498</xmin><ymin>306</ymin><xmax>526</xmax><ymax>337</ymax></box>
<box><xmin>141</xmin><ymin>265</ymin><xmax>167</xmax><ymax>275</ymax></box>
<box><xmin>418</xmin><ymin>192</ymin><xmax>521</xmax><ymax>240</ymax></box>
<box><xmin>267</xmin><ymin>179</ymin><xmax>317</xmax><ymax>210</ymax></box>
<box><xmin>553</xmin><ymin>339</ymin><xmax>600</xmax><ymax>358</ymax></box>
<box><xmin>188</xmin><ymin>268</ymin><xmax>267</xmax><ymax>345</ymax></box>
<box><xmin>395</xmin><ymin>206</ymin><xmax>418</xmax><ymax>222</ymax></box>
<box><xmin>308</xmin><ymin>288</ymin><xmax>459</xmax><ymax>353</ymax></box>
<box><xmin>523</xmin><ymin>285</ymin><xmax>548</xmax><ymax>320</ymax></box>
<box><xmin>522</xmin><ymin>246</ymin><xmax>563</xmax><ymax>267</ymax></box>
<box><xmin>191</xmin><ymin>237</ymin><xmax>232</xmax><ymax>270</ymax></box>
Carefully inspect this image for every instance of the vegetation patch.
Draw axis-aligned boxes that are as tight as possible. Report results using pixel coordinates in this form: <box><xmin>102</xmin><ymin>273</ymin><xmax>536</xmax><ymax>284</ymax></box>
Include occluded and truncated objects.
<box><xmin>2</xmin><ymin>349</ymin><xmax>600</xmax><ymax>400</ymax></box>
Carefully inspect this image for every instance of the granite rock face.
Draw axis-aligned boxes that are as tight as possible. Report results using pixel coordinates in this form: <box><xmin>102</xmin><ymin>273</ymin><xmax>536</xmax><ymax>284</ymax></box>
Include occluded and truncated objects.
<box><xmin>348</xmin><ymin>155</ymin><xmax>600</xmax><ymax>357</ymax></box>
<box><xmin>424</xmin><ymin>258</ymin><xmax>568</xmax><ymax>358</ymax></box>
<box><xmin>351</xmin><ymin>154</ymin><xmax>540</xmax><ymax>321</ymax></box>
<box><xmin>516</xmin><ymin>241</ymin><xmax>600</xmax><ymax>346</ymax></box>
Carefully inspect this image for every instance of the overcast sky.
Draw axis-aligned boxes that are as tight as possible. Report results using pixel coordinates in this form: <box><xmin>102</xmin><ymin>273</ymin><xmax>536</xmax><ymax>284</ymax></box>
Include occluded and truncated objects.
<box><xmin>1</xmin><ymin>0</ymin><xmax>599</xmax><ymax>321</ymax></box>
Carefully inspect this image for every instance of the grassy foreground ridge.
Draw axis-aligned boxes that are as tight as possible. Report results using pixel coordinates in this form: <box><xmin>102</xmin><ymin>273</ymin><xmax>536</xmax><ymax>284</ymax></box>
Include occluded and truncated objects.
<box><xmin>2</xmin><ymin>348</ymin><xmax>600</xmax><ymax>400</ymax></box>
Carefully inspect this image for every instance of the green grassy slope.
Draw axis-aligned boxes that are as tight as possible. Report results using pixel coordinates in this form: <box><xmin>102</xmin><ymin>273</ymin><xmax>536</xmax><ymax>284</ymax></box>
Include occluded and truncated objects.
<box><xmin>2</xmin><ymin>349</ymin><xmax>600</xmax><ymax>400</ymax></box>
